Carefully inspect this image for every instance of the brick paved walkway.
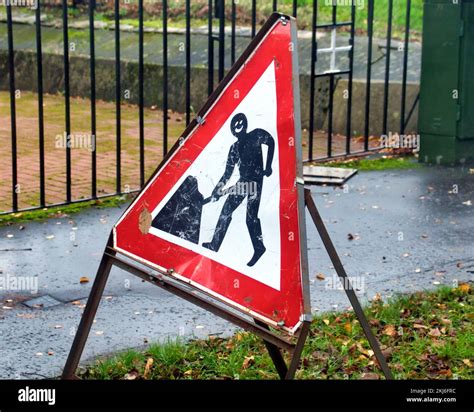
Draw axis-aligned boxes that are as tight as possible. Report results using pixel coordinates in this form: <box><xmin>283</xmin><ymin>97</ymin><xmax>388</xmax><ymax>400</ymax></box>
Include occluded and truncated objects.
<box><xmin>0</xmin><ymin>91</ymin><xmax>378</xmax><ymax>212</ymax></box>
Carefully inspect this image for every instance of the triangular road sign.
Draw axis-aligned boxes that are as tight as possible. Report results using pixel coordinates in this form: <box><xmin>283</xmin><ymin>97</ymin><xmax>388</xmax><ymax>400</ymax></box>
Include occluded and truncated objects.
<box><xmin>113</xmin><ymin>15</ymin><xmax>310</xmax><ymax>333</ymax></box>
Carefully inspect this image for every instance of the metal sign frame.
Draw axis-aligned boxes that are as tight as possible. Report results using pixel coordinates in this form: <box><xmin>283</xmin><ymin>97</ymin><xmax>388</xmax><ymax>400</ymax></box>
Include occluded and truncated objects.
<box><xmin>62</xmin><ymin>13</ymin><xmax>392</xmax><ymax>381</ymax></box>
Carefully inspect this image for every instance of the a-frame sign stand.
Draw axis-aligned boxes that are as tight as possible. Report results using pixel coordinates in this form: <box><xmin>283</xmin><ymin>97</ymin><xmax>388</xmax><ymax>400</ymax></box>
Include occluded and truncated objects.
<box><xmin>62</xmin><ymin>189</ymin><xmax>392</xmax><ymax>380</ymax></box>
<box><xmin>62</xmin><ymin>13</ymin><xmax>392</xmax><ymax>380</ymax></box>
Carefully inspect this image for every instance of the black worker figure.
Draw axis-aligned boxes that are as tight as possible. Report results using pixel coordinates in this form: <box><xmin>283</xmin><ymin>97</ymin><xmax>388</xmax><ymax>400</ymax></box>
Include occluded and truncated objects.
<box><xmin>202</xmin><ymin>113</ymin><xmax>275</xmax><ymax>267</ymax></box>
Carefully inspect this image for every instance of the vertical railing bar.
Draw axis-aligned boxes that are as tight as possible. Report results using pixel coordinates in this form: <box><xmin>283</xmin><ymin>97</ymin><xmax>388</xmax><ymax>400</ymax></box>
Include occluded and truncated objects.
<box><xmin>36</xmin><ymin>0</ymin><xmax>46</xmax><ymax>207</ymax></box>
<box><xmin>382</xmin><ymin>0</ymin><xmax>393</xmax><ymax>136</ymax></box>
<box><xmin>328</xmin><ymin>4</ymin><xmax>336</xmax><ymax>158</ymax></box>
<box><xmin>345</xmin><ymin>4</ymin><xmax>355</xmax><ymax>155</ymax></box>
<box><xmin>185</xmin><ymin>0</ymin><xmax>191</xmax><ymax>125</ymax></box>
<box><xmin>138</xmin><ymin>0</ymin><xmax>145</xmax><ymax>186</ymax></box>
<box><xmin>6</xmin><ymin>4</ymin><xmax>17</xmax><ymax>212</ymax></box>
<box><xmin>292</xmin><ymin>0</ymin><xmax>297</xmax><ymax>18</ymax></box>
<box><xmin>272</xmin><ymin>0</ymin><xmax>277</xmax><ymax>12</ymax></box>
<box><xmin>163</xmin><ymin>0</ymin><xmax>168</xmax><ymax>156</ymax></box>
<box><xmin>364</xmin><ymin>0</ymin><xmax>374</xmax><ymax>151</ymax></box>
<box><xmin>328</xmin><ymin>74</ymin><xmax>334</xmax><ymax>158</ymax></box>
<box><xmin>89</xmin><ymin>0</ymin><xmax>97</xmax><ymax>199</ymax></box>
<box><xmin>218</xmin><ymin>0</ymin><xmax>225</xmax><ymax>82</ymax></box>
<box><xmin>208</xmin><ymin>0</ymin><xmax>214</xmax><ymax>96</ymax></box>
<box><xmin>308</xmin><ymin>0</ymin><xmax>318</xmax><ymax>162</ymax></box>
<box><xmin>231</xmin><ymin>0</ymin><xmax>236</xmax><ymax>65</ymax></box>
<box><xmin>251</xmin><ymin>0</ymin><xmax>256</xmax><ymax>38</ymax></box>
<box><xmin>400</xmin><ymin>0</ymin><xmax>411</xmax><ymax>135</ymax></box>
<box><xmin>62</xmin><ymin>0</ymin><xmax>72</xmax><ymax>203</ymax></box>
<box><xmin>114</xmin><ymin>0</ymin><xmax>121</xmax><ymax>194</ymax></box>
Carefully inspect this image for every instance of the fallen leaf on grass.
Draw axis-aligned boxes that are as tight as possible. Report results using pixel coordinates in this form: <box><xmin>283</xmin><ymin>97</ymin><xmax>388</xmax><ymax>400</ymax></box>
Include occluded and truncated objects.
<box><xmin>143</xmin><ymin>357</ymin><xmax>153</xmax><ymax>379</ymax></box>
<box><xmin>242</xmin><ymin>356</ymin><xmax>255</xmax><ymax>370</ymax></box>
<box><xmin>429</xmin><ymin>328</ymin><xmax>441</xmax><ymax>337</ymax></box>
<box><xmin>383</xmin><ymin>325</ymin><xmax>397</xmax><ymax>337</ymax></box>
<box><xmin>323</xmin><ymin>319</ymin><xmax>330</xmax><ymax>326</ymax></box>
<box><xmin>457</xmin><ymin>283</ymin><xmax>470</xmax><ymax>294</ymax></box>
<box><xmin>343</xmin><ymin>322</ymin><xmax>352</xmax><ymax>334</ymax></box>
<box><xmin>462</xmin><ymin>359</ymin><xmax>472</xmax><ymax>367</ymax></box>
<box><xmin>183</xmin><ymin>369</ymin><xmax>193</xmax><ymax>377</ymax></box>
<box><xmin>79</xmin><ymin>277</ymin><xmax>90</xmax><ymax>284</ymax></box>
<box><xmin>372</xmin><ymin>293</ymin><xmax>382</xmax><ymax>302</ymax></box>
<box><xmin>360</xmin><ymin>372</ymin><xmax>380</xmax><ymax>380</ymax></box>
<box><xmin>413</xmin><ymin>323</ymin><xmax>428</xmax><ymax>330</ymax></box>
<box><xmin>382</xmin><ymin>348</ymin><xmax>393</xmax><ymax>360</ymax></box>
<box><xmin>312</xmin><ymin>351</ymin><xmax>330</xmax><ymax>362</ymax></box>
<box><xmin>124</xmin><ymin>370</ymin><xmax>139</xmax><ymax>380</ymax></box>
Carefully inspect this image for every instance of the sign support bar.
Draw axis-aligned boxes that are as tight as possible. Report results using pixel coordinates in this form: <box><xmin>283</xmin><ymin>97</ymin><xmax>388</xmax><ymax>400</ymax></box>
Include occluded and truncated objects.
<box><xmin>304</xmin><ymin>188</ymin><xmax>393</xmax><ymax>380</ymax></box>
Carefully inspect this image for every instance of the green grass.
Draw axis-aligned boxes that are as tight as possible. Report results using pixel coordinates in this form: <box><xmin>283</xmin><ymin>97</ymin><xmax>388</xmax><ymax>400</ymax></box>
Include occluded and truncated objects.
<box><xmin>320</xmin><ymin>155</ymin><xmax>424</xmax><ymax>171</ymax></box>
<box><xmin>0</xmin><ymin>195</ymin><xmax>132</xmax><ymax>227</ymax></box>
<box><xmin>9</xmin><ymin>0</ymin><xmax>423</xmax><ymax>40</ymax></box>
<box><xmin>81</xmin><ymin>284</ymin><xmax>473</xmax><ymax>380</ymax></box>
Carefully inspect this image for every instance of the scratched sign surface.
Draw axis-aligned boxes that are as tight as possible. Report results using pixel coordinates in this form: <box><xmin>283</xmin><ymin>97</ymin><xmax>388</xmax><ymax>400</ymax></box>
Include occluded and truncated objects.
<box><xmin>114</xmin><ymin>16</ymin><xmax>309</xmax><ymax>332</ymax></box>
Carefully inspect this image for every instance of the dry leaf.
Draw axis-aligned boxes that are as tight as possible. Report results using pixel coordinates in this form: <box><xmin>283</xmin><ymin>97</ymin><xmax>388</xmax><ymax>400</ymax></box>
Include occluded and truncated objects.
<box><xmin>343</xmin><ymin>322</ymin><xmax>352</xmax><ymax>334</ymax></box>
<box><xmin>242</xmin><ymin>356</ymin><xmax>255</xmax><ymax>370</ymax></box>
<box><xmin>143</xmin><ymin>357</ymin><xmax>153</xmax><ymax>379</ymax></box>
<box><xmin>429</xmin><ymin>328</ymin><xmax>441</xmax><ymax>337</ymax></box>
<box><xmin>316</xmin><ymin>273</ymin><xmax>325</xmax><ymax>281</ymax></box>
<box><xmin>413</xmin><ymin>323</ymin><xmax>428</xmax><ymax>330</ymax></box>
<box><xmin>124</xmin><ymin>370</ymin><xmax>139</xmax><ymax>380</ymax></box>
<box><xmin>323</xmin><ymin>319</ymin><xmax>330</xmax><ymax>326</ymax></box>
<box><xmin>383</xmin><ymin>325</ymin><xmax>397</xmax><ymax>337</ymax></box>
<box><xmin>79</xmin><ymin>277</ymin><xmax>90</xmax><ymax>284</ymax></box>
<box><xmin>183</xmin><ymin>369</ymin><xmax>193</xmax><ymax>377</ymax></box>
<box><xmin>457</xmin><ymin>283</ymin><xmax>470</xmax><ymax>294</ymax></box>
<box><xmin>360</xmin><ymin>372</ymin><xmax>380</xmax><ymax>380</ymax></box>
<box><xmin>462</xmin><ymin>359</ymin><xmax>472</xmax><ymax>367</ymax></box>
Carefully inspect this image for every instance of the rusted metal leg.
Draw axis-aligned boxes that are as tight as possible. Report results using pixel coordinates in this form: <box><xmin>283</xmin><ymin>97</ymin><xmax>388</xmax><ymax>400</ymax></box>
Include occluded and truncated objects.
<box><xmin>285</xmin><ymin>320</ymin><xmax>310</xmax><ymax>380</ymax></box>
<box><xmin>304</xmin><ymin>189</ymin><xmax>393</xmax><ymax>380</ymax></box>
<box><xmin>62</xmin><ymin>234</ymin><xmax>115</xmax><ymax>379</ymax></box>
<box><xmin>254</xmin><ymin>319</ymin><xmax>288</xmax><ymax>379</ymax></box>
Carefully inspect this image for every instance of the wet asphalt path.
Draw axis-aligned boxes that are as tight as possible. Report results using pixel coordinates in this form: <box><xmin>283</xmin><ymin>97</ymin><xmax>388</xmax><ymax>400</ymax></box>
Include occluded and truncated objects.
<box><xmin>0</xmin><ymin>166</ymin><xmax>472</xmax><ymax>379</ymax></box>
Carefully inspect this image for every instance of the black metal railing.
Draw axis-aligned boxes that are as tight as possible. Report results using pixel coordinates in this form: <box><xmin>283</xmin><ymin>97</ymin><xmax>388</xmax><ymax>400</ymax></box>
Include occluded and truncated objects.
<box><xmin>0</xmin><ymin>0</ymin><xmax>420</xmax><ymax>214</ymax></box>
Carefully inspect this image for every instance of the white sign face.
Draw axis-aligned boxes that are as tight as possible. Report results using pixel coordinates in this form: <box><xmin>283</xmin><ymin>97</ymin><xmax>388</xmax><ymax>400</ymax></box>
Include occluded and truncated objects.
<box><xmin>149</xmin><ymin>61</ymin><xmax>282</xmax><ymax>290</ymax></box>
